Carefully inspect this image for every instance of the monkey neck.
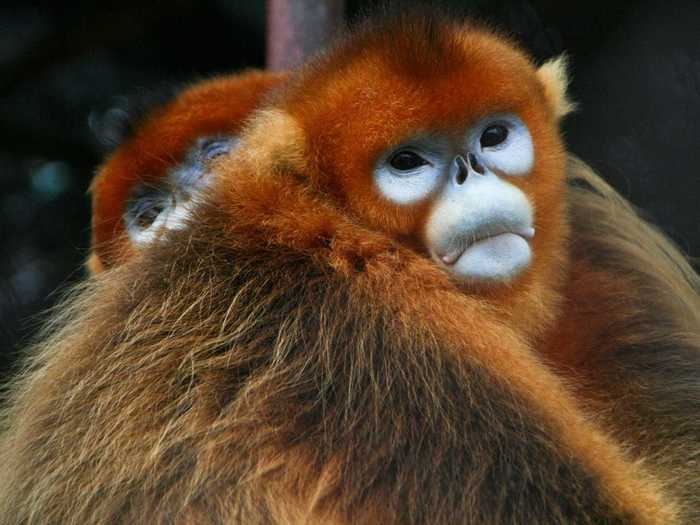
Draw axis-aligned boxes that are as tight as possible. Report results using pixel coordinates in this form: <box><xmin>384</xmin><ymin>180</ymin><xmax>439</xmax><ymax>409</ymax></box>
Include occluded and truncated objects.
<box><xmin>476</xmin><ymin>211</ymin><xmax>572</xmax><ymax>348</ymax></box>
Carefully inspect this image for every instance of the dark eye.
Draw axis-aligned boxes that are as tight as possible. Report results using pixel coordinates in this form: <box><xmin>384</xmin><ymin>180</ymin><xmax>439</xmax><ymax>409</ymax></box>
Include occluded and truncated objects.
<box><xmin>126</xmin><ymin>184</ymin><xmax>169</xmax><ymax>231</ymax></box>
<box><xmin>201</xmin><ymin>139</ymin><xmax>232</xmax><ymax>160</ymax></box>
<box><xmin>389</xmin><ymin>150</ymin><xmax>429</xmax><ymax>171</ymax></box>
<box><xmin>480</xmin><ymin>125</ymin><xmax>509</xmax><ymax>148</ymax></box>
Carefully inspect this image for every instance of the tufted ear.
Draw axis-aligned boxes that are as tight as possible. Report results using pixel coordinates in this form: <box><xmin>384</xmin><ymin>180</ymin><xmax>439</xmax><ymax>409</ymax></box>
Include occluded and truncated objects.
<box><xmin>536</xmin><ymin>55</ymin><xmax>575</xmax><ymax>120</ymax></box>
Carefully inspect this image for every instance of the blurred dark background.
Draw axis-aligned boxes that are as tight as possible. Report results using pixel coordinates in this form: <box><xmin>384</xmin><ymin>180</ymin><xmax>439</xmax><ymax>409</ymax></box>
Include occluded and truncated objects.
<box><xmin>1</xmin><ymin>0</ymin><xmax>698</xmax><ymax>377</ymax></box>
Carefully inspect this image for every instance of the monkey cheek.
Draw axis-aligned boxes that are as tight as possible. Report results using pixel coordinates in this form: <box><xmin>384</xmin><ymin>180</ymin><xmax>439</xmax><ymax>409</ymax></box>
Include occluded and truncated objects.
<box><xmin>449</xmin><ymin>233</ymin><xmax>532</xmax><ymax>283</ymax></box>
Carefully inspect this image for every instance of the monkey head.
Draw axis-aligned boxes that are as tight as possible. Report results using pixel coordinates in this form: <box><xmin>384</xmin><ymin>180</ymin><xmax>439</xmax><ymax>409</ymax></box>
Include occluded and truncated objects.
<box><xmin>89</xmin><ymin>70</ymin><xmax>287</xmax><ymax>272</ymax></box>
<box><xmin>235</xmin><ymin>15</ymin><xmax>573</xmax><ymax>307</ymax></box>
<box><xmin>205</xmin><ymin>15</ymin><xmax>578</xmax><ymax>342</ymax></box>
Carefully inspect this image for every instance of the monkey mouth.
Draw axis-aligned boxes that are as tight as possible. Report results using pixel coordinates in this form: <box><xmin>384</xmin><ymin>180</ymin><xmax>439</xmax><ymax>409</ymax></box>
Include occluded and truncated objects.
<box><xmin>438</xmin><ymin>226</ymin><xmax>535</xmax><ymax>266</ymax></box>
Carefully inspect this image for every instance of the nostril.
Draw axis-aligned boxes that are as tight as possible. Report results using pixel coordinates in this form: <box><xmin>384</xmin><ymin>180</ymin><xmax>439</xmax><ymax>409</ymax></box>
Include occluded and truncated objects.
<box><xmin>468</xmin><ymin>153</ymin><xmax>485</xmax><ymax>175</ymax></box>
<box><xmin>456</xmin><ymin>170</ymin><xmax>467</xmax><ymax>185</ymax></box>
<box><xmin>455</xmin><ymin>156</ymin><xmax>469</xmax><ymax>185</ymax></box>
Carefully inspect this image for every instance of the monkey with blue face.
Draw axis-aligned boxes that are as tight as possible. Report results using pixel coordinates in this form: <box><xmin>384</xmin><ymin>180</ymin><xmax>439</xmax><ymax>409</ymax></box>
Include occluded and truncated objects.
<box><xmin>88</xmin><ymin>70</ymin><xmax>287</xmax><ymax>272</ymax></box>
<box><xmin>1</xmin><ymin>11</ymin><xmax>698</xmax><ymax>525</ymax></box>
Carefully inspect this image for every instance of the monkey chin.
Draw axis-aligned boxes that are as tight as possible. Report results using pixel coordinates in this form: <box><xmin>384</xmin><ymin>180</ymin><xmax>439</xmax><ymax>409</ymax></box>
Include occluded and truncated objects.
<box><xmin>436</xmin><ymin>232</ymin><xmax>533</xmax><ymax>284</ymax></box>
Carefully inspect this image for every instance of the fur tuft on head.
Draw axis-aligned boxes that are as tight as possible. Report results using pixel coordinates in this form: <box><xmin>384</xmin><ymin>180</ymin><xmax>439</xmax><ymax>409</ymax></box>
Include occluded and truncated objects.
<box><xmin>536</xmin><ymin>55</ymin><xmax>576</xmax><ymax>119</ymax></box>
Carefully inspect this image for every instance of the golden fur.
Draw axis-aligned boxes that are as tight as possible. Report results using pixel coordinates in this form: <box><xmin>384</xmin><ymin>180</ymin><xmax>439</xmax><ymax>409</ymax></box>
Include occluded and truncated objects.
<box><xmin>553</xmin><ymin>157</ymin><xmax>700</xmax><ymax>520</ymax></box>
<box><xmin>0</xmin><ymin>166</ymin><xmax>677</xmax><ymax>524</ymax></box>
<box><xmin>0</xmin><ymin>11</ymin><xmax>697</xmax><ymax>525</ymax></box>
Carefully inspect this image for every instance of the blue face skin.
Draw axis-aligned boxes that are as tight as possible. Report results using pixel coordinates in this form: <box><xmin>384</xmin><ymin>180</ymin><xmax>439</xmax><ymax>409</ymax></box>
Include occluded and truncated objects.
<box><xmin>125</xmin><ymin>136</ymin><xmax>237</xmax><ymax>244</ymax></box>
<box><xmin>373</xmin><ymin>113</ymin><xmax>536</xmax><ymax>284</ymax></box>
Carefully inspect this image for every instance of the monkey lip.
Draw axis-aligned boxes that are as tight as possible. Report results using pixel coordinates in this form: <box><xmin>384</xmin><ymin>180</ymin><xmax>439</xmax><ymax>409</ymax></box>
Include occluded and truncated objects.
<box><xmin>439</xmin><ymin>227</ymin><xmax>535</xmax><ymax>266</ymax></box>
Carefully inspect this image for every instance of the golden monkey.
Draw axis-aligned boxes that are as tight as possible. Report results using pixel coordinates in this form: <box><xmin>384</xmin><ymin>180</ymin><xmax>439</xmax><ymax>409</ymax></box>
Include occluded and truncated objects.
<box><xmin>1</xmin><ymin>11</ymin><xmax>698</xmax><ymax>525</ymax></box>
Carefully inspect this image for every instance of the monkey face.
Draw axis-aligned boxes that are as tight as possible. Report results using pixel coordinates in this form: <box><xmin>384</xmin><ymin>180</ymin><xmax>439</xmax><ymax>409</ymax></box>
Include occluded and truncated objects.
<box><xmin>374</xmin><ymin>113</ymin><xmax>536</xmax><ymax>282</ymax></box>
<box><xmin>124</xmin><ymin>136</ymin><xmax>238</xmax><ymax>245</ymax></box>
<box><xmin>269</xmin><ymin>19</ymin><xmax>569</xmax><ymax>289</ymax></box>
<box><xmin>90</xmin><ymin>71</ymin><xmax>287</xmax><ymax>272</ymax></box>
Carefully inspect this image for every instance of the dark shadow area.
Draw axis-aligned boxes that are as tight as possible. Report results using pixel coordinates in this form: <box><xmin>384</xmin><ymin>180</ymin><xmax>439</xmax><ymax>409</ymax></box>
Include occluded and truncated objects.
<box><xmin>1</xmin><ymin>0</ymin><xmax>698</xmax><ymax>378</ymax></box>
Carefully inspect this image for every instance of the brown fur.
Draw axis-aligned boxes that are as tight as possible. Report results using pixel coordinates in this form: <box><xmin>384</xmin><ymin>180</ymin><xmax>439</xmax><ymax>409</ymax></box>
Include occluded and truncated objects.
<box><xmin>543</xmin><ymin>157</ymin><xmax>700</xmax><ymax>521</ymax></box>
<box><xmin>0</xmin><ymin>168</ymin><xmax>675</xmax><ymax>524</ymax></box>
<box><xmin>1</xmin><ymin>11</ymin><xmax>698</xmax><ymax>525</ymax></box>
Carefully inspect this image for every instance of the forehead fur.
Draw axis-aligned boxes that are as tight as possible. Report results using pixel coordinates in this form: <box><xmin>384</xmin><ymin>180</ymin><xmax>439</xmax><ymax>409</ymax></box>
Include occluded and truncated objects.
<box><xmin>278</xmin><ymin>13</ymin><xmax>546</xmax><ymax>135</ymax></box>
<box><xmin>256</xmin><ymin>12</ymin><xmax>560</xmax><ymax>235</ymax></box>
<box><xmin>267</xmin><ymin>14</ymin><xmax>554</xmax><ymax>193</ymax></box>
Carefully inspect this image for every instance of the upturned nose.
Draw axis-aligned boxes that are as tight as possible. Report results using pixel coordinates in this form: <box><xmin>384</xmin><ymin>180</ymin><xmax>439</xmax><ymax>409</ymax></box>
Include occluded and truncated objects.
<box><xmin>454</xmin><ymin>153</ymin><xmax>485</xmax><ymax>185</ymax></box>
<box><xmin>454</xmin><ymin>155</ymin><xmax>469</xmax><ymax>185</ymax></box>
<box><xmin>467</xmin><ymin>153</ymin><xmax>485</xmax><ymax>175</ymax></box>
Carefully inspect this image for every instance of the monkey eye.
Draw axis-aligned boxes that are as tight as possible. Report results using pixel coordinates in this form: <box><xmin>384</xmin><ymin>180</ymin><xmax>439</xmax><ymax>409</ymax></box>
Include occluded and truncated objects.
<box><xmin>388</xmin><ymin>150</ymin><xmax>429</xmax><ymax>171</ymax></box>
<box><xmin>480</xmin><ymin>125</ymin><xmax>509</xmax><ymax>148</ymax></box>
<box><xmin>200</xmin><ymin>138</ymin><xmax>234</xmax><ymax>160</ymax></box>
<box><xmin>126</xmin><ymin>184</ymin><xmax>170</xmax><ymax>232</ymax></box>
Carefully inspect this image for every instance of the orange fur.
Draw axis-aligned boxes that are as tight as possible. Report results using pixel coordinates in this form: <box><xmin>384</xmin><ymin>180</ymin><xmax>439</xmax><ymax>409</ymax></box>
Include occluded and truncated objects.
<box><xmin>251</xmin><ymin>20</ymin><xmax>700</xmax><ymax>521</ymax></box>
<box><xmin>549</xmin><ymin>158</ymin><xmax>700</xmax><ymax>520</ymax></box>
<box><xmin>90</xmin><ymin>70</ymin><xmax>287</xmax><ymax>270</ymax></box>
<box><xmin>0</xmin><ymin>10</ymin><xmax>698</xmax><ymax>525</ymax></box>
<box><xmin>0</xmin><ymin>161</ymin><xmax>675</xmax><ymax>523</ymax></box>
<box><xmin>264</xmin><ymin>16</ymin><xmax>570</xmax><ymax>344</ymax></box>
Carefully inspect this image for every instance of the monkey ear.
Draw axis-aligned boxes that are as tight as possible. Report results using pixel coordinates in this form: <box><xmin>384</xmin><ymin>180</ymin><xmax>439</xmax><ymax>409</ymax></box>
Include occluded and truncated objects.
<box><xmin>536</xmin><ymin>55</ymin><xmax>575</xmax><ymax>120</ymax></box>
